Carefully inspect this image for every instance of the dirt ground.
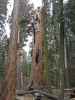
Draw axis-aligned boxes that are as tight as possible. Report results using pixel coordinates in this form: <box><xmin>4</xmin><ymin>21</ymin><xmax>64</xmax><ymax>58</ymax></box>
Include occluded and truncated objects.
<box><xmin>16</xmin><ymin>94</ymin><xmax>34</xmax><ymax>100</ymax></box>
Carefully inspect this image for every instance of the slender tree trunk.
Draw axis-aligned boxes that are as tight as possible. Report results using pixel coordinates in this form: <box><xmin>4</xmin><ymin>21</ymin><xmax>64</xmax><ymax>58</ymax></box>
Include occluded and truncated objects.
<box><xmin>59</xmin><ymin>0</ymin><xmax>65</xmax><ymax>99</ymax></box>
<box><xmin>64</xmin><ymin>38</ymin><xmax>69</xmax><ymax>88</ymax></box>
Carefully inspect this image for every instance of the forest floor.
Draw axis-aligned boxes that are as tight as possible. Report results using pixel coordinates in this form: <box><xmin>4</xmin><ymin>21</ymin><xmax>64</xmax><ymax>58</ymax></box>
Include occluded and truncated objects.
<box><xmin>16</xmin><ymin>94</ymin><xmax>34</xmax><ymax>100</ymax></box>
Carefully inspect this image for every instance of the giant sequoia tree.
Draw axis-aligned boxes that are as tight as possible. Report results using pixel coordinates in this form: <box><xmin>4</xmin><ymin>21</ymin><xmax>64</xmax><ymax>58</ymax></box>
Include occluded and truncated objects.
<box><xmin>1</xmin><ymin>0</ymin><xmax>33</xmax><ymax>99</ymax></box>
<box><xmin>1</xmin><ymin>0</ymin><xmax>19</xmax><ymax>99</ymax></box>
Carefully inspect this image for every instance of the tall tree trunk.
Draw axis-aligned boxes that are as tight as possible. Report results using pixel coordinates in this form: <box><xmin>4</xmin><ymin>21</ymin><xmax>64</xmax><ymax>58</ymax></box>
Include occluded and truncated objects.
<box><xmin>59</xmin><ymin>0</ymin><xmax>65</xmax><ymax>99</ymax></box>
<box><xmin>1</xmin><ymin>0</ymin><xmax>19</xmax><ymax>100</ymax></box>
<box><xmin>32</xmin><ymin>10</ymin><xmax>44</xmax><ymax>89</ymax></box>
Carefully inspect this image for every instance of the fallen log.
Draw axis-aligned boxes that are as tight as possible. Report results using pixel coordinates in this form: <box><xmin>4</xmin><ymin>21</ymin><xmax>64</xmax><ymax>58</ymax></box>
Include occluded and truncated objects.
<box><xmin>16</xmin><ymin>89</ymin><xmax>58</xmax><ymax>100</ymax></box>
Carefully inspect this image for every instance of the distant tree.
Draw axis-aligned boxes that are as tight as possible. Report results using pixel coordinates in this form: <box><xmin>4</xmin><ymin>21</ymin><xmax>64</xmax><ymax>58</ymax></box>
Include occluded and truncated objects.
<box><xmin>59</xmin><ymin>0</ymin><xmax>65</xmax><ymax>99</ymax></box>
<box><xmin>18</xmin><ymin>0</ymin><xmax>33</xmax><ymax>47</ymax></box>
<box><xmin>64</xmin><ymin>0</ymin><xmax>75</xmax><ymax>88</ymax></box>
<box><xmin>65</xmin><ymin>0</ymin><xmax>75</xmax><ymax>34</ymax></box>
<box><xmin>0</xmin><ymin>0</ymin><xmax>7</xmax><ymax>15</ymax></box>
<box><xmin>42</xmin><ymin>0</ymin><xmax>60</xmax><ymax>92</ymax></box>
<box><xmin>0</xmin><ymin>15</ymin><xmax>8</xmax><ymax>95</ymax></box>
<box><xmin>18</xmin><ymin>17</ymin><xmax>29</xmax><ymax>47</ymax></box>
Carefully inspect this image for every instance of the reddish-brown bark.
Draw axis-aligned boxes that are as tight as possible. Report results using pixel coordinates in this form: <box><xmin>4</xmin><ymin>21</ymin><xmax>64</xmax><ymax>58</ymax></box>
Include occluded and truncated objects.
<box><xmin>32</xmin><ymin>10</ymin><xmax>44</xmax><ymax>89</ymax></box>
<box><xmin>1</xmin><ymin>0</ymin><xmax>19</xmax><ymax>99</ymax></box>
